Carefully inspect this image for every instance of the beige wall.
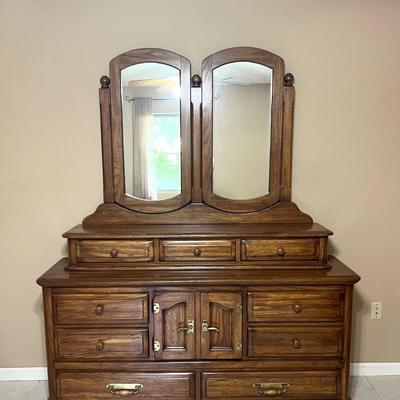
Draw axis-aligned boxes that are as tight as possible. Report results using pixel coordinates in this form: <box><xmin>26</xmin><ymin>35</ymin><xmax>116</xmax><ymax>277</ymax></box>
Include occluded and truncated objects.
<box><xmin>0</xmin><ymin>0</ymin><xmax>399</xmax><ymax>367</ymax></box>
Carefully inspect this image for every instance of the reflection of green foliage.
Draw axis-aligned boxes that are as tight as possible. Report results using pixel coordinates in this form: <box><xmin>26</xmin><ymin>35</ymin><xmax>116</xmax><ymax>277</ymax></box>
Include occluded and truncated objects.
<box><xmin>152</xmin><ymin>115</ymin><xmax>180</xmax><ymax>190</ymax></box>
<box><xmin>154</xmin><ymin>153</ymin><xmax>180</xmax><ymax>189</ymax></box>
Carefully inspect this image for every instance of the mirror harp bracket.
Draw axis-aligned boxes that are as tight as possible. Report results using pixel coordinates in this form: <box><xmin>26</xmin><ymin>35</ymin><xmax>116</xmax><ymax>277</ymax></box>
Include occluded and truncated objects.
<box><xmin>99</xmin><ymin>75</ymin><xmax>115</xmax><ymax>204</ymax></box>
<box><xmin>280</xmin><ymin>72</ymin><xmax>295</xmax><ymax>202</ymax></box>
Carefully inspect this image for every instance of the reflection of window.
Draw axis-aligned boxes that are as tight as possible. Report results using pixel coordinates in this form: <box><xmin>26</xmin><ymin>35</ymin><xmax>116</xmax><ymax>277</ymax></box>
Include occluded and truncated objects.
<box><xmin>150</xmin><ymin>114</ymin><xmax>181</xmax><ymax>199</ymax></box>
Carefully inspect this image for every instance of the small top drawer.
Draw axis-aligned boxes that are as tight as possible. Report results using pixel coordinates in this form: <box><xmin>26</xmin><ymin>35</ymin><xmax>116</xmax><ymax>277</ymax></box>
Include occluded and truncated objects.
<box><xmin>248</xmin><ymin>290</ymin><xmax>344</xmax><ymax>322</ymax></box>
<box><xmin>160</xmin><ymin>240</ymin><xmax>236</xmax><ymax>262</ymax></box>
<box><xmin>241</xmin><ymin>239</ymin><xmax>321</xmax><ymax>261</ymax></box>
<box><xmin>53</xmin><ymin>293</ymin><xmax>148</xmax><ymax>325</ymax></box>
<box><xmin>75</xmin><ymin>240</ymin><xmax>153</xmax><ymax>263</ymax></box>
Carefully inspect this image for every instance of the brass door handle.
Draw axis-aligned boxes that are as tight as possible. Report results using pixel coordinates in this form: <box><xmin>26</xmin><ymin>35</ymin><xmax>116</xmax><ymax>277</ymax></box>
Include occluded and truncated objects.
<box><xmin>176</xmin><ymin>320</ymin><xmax>195</xmax><ymax>334</ymax></box>
<box><xmin>106</xmin><ymin>383</ymin><xmax>143</xmax><ymax>396</ymax></box>
<box><xmin>202</xmin><ymin>321</ymin><xmax>220</xmax><ymax>332</ymax></box>
<box><xmin>253</xmin><ymin>383</ymin><xmax>289</xmax><ymax>396</ymax></box>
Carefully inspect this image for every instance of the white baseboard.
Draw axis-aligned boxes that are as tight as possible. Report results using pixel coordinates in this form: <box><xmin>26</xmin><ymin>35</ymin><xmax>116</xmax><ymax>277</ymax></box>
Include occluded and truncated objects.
<box><xmin>0</xmin><ymin>364</ymin><xmax>399</xmax><ymax>381</ymax></box>
<box><xmin>0</xmin><ymin>368</ymin><xmax>48</xmax><ymax>381</ymax></box>
<box><xmin>351</xmin><ymin>363</ymin><xmax>400</xmax><ymax>376</ymax></box>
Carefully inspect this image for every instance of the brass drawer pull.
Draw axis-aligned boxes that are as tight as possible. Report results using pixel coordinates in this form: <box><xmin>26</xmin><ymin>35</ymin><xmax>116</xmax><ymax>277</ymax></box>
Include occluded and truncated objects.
<box><xmin>277</xmin><ymin>247</ymin><xmax>286</xmax><ymax>256</ymax></box>
<box><xmin>110</xmin><ymin>248</ymin><xmax>119</xmax><ymax>258</ymax></box>
<box><xmin>293</xmin><ymin>304</ymin><xmax>302</xmax><ymax>313</ymax></box>
<box><xmin>106</xmin><ymin>383</ymin><xmax>143</xmax><ymax>396</ymax></box>
<box><xmin>202</xmin><ymin>321</ymin><xmax>220</xmax><ymax>332</ymax></box>
<box><xmin>193</xmin><ymin>247</ymin><xmax>202</xmax><ymax>257</ymax></box>
<box><xmin>177</xmin><ymin>320</ymin><xmax>195</xmax><ymax>334</ymax></box>
<box><xmin>253</xmin><ymin>383</ymin><xmax>289</xmax><ymax>396</ymax></box>
<box><xmin>95</xmin><ymin>304</ymin><xmax>104</xmax><ymax>316</ymax></box>
<box><xmin>292</xmin><ymin>337</ymin><xmax>301</xmax><ymax>349</ymax></box>
<box><xmin>96</xmin><ymin>340</ymin><xmax>104</xmax><ymax>351</ymax></box>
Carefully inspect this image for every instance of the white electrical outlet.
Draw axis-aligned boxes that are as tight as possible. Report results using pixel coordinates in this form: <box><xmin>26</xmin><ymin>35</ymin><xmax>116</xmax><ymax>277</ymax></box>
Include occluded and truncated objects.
<box><xmin>371</xmin><ymin>302</ymin><xmax>382</xmax><ymax>320</ymax></box>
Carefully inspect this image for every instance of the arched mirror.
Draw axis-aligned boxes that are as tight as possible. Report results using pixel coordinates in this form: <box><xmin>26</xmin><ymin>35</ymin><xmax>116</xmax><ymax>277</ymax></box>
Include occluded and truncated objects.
<box><xmin>110</xmin><ymin>49</ymin><xmax>191</xmax><ymax>213</ymax></box>
<box><xmin>202</xmin><ymin>47</ymin><xmax>284</xmax><ymax>212</ymax></box>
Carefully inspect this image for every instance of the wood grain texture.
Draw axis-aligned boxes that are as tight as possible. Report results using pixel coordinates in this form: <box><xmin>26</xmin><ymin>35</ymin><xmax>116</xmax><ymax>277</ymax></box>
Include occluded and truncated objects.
<box><xmin>153</xmin><ymin>291</ymin><xmax>196</xmax><ymax>360</ymax></box>
<box><xmin>280</xmin><ymin>82</ymin><xmax>295</xmax><ymax>201</ymax></box>
<box><xmin>54</xmin><ymin>328</ymin><xmax>148</xmax><ymax>360</ymax></box>
<box><xmin>247</xmin><ymin>325</ymin><xmax>343</xmax><ymax>358</ymax></box>
<box><xmin>75</xmin><ymin>239</ymin><xmax>153</xmax><ymax>263</ymax></box>
<box><xmin>82</xmin><ymin>202</ymin><xmax>314</xmax><ymax>226</ymax></box>
<box><xmin>241</xmin><ymin>238</ymin><xmax>321</xmax><ymax>261</ymax></box>
<box><xmin>202</xmin><ymin>371</ymin><xmax>339</xmax><ymax>399</ymax></box>
<box><xmin>160</xmin><ymin>240</ymin><xmax>236</xmax><ymax>262</ymax></box>
<box><xmin>53</xmin><ymin>292</ymin><xmax>148</xmax><ymax>325</ymax></box>
<box><xmin>200</xmin><ymin>292</ymin><xmax>242</xmax><ymax>360</ymax></box>
<box><xmin>247</xmin><ymin>289</ymin><xmax>344</xmax><ymax>322</ymax></box>
<box><xmin>58</xmin><ymin>371</ymin><xmax>195</xmax><ymax>399</ymax></box>
<box><xmin>99</xmin><ymin>83</ymin><xmax>114</xmax><ymax>203</ymax></box>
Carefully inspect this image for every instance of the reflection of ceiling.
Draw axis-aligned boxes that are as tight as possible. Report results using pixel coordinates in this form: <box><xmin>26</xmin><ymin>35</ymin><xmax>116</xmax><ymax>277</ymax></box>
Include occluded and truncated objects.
<box><xmin>214</xmin><ymin>61</ymin><xmax>272</xmax><ymax>85</ymax></box>
<box><xmin>121</xmin><ymin>62</ymin><xmax>179</xmax><ymax>86</ymax></box>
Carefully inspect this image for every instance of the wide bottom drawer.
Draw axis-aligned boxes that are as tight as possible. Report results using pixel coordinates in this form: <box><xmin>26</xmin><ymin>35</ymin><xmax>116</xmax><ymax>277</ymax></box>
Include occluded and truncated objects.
<box><xmin>202</xmin><ymin>371</ymin><xmax>340</xmax><ymax>399</ymax></box>
<box><xmin>58</xmin><ymin>372</ymin><xmax>195</xmax><ymax>399</ymax></box>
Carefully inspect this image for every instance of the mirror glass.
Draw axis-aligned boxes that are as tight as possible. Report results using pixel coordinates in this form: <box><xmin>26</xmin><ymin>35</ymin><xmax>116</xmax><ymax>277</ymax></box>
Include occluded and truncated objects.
<box><xmin>121</xmin><ymin>63</ymin><xmax>181</xmax><ymax>200</ymax></box>
<box><xmin>212</xmin><ymin>61</ymin><xmax>272</xmax><ymax>200</ymax></box>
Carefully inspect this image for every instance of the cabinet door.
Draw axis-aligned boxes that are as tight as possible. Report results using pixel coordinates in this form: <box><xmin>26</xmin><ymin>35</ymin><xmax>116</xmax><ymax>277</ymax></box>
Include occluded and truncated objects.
<box><xmin>200</xmin><ymin>292</ymin><xmax>242</xmax><ymax>359</ymax></box>
<box><xmin>153</xmin><ymin>292</ymin><xmax>195</xmax><ymax>360</ymax></box>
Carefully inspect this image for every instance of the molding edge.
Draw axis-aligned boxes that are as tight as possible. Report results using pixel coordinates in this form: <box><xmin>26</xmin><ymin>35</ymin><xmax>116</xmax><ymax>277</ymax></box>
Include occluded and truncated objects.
<box><xmin>1</xmin><ymin>364</ymin><xmax>400</xmax><ymax>381</ymax></box>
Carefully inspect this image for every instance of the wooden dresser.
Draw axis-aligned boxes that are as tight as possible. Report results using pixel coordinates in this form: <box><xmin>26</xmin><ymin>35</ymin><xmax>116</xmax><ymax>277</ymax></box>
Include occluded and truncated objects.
<box><xmin>38</xmin><ymin>47</ymin><xmax>360</xmax><ymax>399</ymax></box>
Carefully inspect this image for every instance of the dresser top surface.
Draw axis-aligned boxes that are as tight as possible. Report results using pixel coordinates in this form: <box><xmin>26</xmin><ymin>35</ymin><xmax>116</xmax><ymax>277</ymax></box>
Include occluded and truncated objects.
<box><xmin>37</xmin><ymin>256</ymin><xmax>359</xmax><ymax>288</ymax></box>
<box><xmin>63</xmin><ymin>223</ymin><xmax>332</xmax><ymax>239</ymax></box>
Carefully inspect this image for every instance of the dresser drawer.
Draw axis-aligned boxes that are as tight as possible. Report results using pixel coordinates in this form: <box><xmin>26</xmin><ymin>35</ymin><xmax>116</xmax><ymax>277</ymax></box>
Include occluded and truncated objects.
<box><xmin>241</xmin><ymin>239</ymin><xmax>320</xmax><ymax>261</ymax></box>
<box><xmin>160</xmin><ymin>240</ymin><xmax>236</xmax><ymax>261</ymax></box>
<box><xmin>75</xmin><ymin>240</ymin><xmax>154</xmax><ymax>262</ymax></box>
<box><xmin>248</xmin><ymin>326</ymin><xmax>343</xmax><ymax>358</ymax></box>
<box><xmin>53</xmin><ymin>293</ymin><xmax>148</xmax><ymax>325</ymax></box>
<box><xmin>55</xmin><ymin>328</ymin><xmax>148</xmax><ymax>360</ymax></box>
<box><xmin>202</xmin><ymin>371</ymin><xmax>339</xmax><ymax>399</ymax></box>
<box><xmin>248</xmin><ymin>290</ymin><xmax>344</xmax><ymax>322</ymax></box>
<box><xmin>58</xmin><ymin>372</ymin><xmax>195</xmax><ymax>399</ymax></box>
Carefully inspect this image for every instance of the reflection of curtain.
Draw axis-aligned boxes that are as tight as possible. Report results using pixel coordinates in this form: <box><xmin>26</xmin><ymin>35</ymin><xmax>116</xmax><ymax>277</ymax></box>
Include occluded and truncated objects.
<box><xmin>132</xmin><ymin>98</ymin><xmax>153</xmax><ymax>199</ymax></box>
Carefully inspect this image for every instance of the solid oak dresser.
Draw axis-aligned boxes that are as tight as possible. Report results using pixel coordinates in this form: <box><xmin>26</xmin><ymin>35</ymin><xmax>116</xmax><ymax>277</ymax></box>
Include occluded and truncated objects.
<box><xmin>38</xmin><ymin>47</ymin><xmax>360</xmax><ymax>400</ymax></box>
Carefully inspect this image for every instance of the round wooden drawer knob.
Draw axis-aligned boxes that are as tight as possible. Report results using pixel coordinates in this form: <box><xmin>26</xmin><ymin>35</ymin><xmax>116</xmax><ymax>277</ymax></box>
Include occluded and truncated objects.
<box><xmin>294</xmin><ymin>304</ymin><xmax>302</xmax><ymax>313</ymax></box>
<box><xmin>292</xmin><ymin>338</ymin><xmax>301</xmax><ymax>349</ymax></box>
<box><xmin>277</xmin><ymin>247</ymin><xmax>286</xmax><ymax>256</ymax></box>
<box><xmin>95</xmin><ymin>304</ymin><xmax>104</xmax><ymax>316</ymax></box>
<box><xmin>96</xmin><ymin>340</ymin><xmax>104</xmax><ymax>351</ymax></box>
<box><xmin>110</xmin><ymin>248</ymin><xmax>119</xmax><ymax>258</ymax></box>
<box><xmin>193</xmin><ymin>248</ymin><xmax>202</xmax><ymax>257</ymax></box>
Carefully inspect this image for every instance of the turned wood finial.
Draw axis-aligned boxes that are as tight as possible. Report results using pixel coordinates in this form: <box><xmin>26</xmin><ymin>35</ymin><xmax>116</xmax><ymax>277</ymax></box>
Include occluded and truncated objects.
<box><xmin>100</xmin><ymin>75</ymin><xmax>110</xmax><ymax>89</ymax></box>
<box><xmin>284</xmin><ymin>73</ymin><xmax>295</xmax><ymax>86</ymax></box>
<box><xmin>191</xmin><ymin>74</ymin><xmax>201</xmax><ymax>87</ymax></box>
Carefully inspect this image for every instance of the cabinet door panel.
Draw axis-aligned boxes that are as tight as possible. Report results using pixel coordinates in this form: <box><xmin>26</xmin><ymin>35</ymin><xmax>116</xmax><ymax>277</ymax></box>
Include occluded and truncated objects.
<box><xmin>153</xmin><ymin>292</ymin><xmax>195</xmax><ymax>360</ymax></box>
<box><xmin>200</xmin><ymin>292</ymin><xmax>242</xmax><ymax>359</ymax></box>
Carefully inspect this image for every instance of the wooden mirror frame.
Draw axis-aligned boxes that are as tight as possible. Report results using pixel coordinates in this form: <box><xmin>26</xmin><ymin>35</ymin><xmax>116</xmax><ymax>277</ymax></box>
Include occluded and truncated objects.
<box><xmin>109</xmin><ymin>48</ymin><xmax>192</xmax><ymax>213</ymax></box>
<box><xmin>202</xmin><ymin>47</ymin><xmax>284</xmax><ymax>213</ymax></box>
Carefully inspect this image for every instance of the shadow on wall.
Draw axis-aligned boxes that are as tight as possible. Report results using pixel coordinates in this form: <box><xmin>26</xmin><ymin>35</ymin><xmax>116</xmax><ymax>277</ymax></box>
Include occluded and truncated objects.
<box><xmin>351</xmin><ymin>287</ymin><xmax>370</xmax><ymax>362</ymax></box>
